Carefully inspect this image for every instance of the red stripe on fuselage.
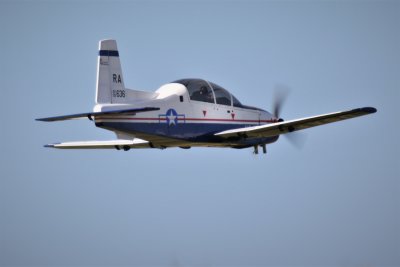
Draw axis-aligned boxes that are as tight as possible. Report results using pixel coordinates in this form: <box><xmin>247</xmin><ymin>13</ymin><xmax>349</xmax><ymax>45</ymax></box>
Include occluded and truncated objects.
<box><xmin>95</xmin><ymin>116</ymin><xmax>277</xmax><ymax>123</ymax></box>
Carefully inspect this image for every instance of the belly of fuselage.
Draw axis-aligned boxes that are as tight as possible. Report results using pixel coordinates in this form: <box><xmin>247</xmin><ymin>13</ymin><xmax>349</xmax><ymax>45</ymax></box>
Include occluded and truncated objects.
<box><xmin>95</xmin><ymin>120</ymin><xmax>279</xmax><ymax>146</ymax></box>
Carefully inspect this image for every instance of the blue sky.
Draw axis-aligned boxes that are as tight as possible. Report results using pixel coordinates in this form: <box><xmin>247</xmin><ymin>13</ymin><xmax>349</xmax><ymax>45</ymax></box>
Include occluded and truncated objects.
<box><xmin>1</xmin><ymin>1</ymin><xmax>399</xmax><ymax>266</ymax></box>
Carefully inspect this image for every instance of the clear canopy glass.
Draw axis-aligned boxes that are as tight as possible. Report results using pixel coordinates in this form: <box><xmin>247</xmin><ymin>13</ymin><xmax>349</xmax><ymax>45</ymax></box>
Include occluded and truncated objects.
<box><xmin>173</xmin><ymin>78</ymin><xmax>243</xmax><ymax>107</ymax></box>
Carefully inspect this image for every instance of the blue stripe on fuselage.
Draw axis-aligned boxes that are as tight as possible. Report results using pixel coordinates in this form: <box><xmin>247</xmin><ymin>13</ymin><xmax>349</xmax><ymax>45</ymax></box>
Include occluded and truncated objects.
<box><xmin>95</xmin><ymin>121</ymin><xmax>279</xmax><ymax>144</ymax></box>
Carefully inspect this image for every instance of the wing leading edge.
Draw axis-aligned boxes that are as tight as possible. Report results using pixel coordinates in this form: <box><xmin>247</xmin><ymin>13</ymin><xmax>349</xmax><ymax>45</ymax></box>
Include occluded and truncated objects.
<box><xmin>215</xmin><ymin>107</ymin><xmax>377</xmax><ymax>139</ymax></box>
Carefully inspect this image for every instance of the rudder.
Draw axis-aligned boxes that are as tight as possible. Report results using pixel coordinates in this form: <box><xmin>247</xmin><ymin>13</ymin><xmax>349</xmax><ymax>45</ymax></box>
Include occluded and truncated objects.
<box><xmin>96</xmin><ymin>39</ymin><xmax>126</xmax><ymax>104</ymax></box>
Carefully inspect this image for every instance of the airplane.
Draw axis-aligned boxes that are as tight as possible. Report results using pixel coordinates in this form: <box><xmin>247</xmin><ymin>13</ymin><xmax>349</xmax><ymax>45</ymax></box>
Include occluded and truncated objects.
<box><xmin>37</xmin><ymin>39</ymin><xmax>377</xmax><ymax>154</ymax></box>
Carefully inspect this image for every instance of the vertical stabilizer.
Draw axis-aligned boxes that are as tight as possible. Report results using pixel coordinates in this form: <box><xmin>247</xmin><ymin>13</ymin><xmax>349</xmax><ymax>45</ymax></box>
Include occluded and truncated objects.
<box><xmin>96</xmin><ymin>39</ymin><xmax>126</xmax><ymax>104</ymax></box>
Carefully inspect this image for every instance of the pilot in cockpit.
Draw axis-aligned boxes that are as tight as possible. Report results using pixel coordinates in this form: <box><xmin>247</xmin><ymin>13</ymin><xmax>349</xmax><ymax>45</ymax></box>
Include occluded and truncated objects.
<box><xmin>199</xmin><ymin>86</ymin><xmax>208</xmax><ymax>95</ymax></box>
<box><xmin>199</xmin><ymin>86</ymin><xmax>212</xmax><ymax>102</ymax></box>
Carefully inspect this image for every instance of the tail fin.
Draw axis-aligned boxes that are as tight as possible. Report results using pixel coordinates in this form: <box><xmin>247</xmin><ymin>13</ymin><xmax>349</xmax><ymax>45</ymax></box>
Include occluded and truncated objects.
<box><xmin>96</xmin><ymin>39</ymin><xmax>126</xmax><ymax>104</ymax></box>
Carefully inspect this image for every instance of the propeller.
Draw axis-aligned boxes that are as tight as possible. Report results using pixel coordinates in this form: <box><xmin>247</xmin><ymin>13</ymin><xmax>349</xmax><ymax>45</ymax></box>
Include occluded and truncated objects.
<box><xmin>285</xmin><ymin>131</ymin><xmax>307</xmax><ymax>149</ymax></box>
<box><xmin>272</xmin><ymin>84</ymin><xmax>307</xmax><ymax>149</ymax></box>
<box><xmin>272</xmin><ymin>84</ymin><xmax>290</xmax><ymax>120</ymax></box>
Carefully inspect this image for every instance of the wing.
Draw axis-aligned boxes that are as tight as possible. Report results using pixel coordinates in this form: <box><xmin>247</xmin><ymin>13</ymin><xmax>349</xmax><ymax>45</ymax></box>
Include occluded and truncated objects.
<box><xmin>215</xmin><ymin>107</ymin><xmax>377</xmax><ymax>139</ymax></box>
<box><xmin>36</xmin><ymin>107</ymin><xmax>160</xmax><ymax>122</ymax></box>
<box><xmin>44</xmin><ymin>138</ymin><xmax>150</xmax><ymax>149</ymax></box>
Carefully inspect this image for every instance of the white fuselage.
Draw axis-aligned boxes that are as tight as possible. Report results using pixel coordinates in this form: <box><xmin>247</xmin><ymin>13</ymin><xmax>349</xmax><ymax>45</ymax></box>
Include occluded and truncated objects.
<box><xmin>93</xmin><ymin>82</ymin><xmax>279</xmax><ymax>148</ymax></box>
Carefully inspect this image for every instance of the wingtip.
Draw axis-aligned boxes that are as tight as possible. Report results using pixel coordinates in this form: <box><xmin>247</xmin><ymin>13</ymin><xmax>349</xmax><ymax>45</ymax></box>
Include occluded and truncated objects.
<box><xmin>361</xmin><ymin>107</ymin><xmax>377</xmax><ymax>114</ymax></box>
<box><xmin>36</xmin><ymin>117</ymin><xmax>53</xmax><ymax>122</ymax></box>
<box><xmin>44</xmin><ymin>143</ymin><xmax>57</xmax><ymax>148</ymax></box>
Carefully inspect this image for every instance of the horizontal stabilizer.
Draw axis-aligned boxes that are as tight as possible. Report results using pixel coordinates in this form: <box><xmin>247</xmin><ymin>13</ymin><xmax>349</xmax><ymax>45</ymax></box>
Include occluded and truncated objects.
<box><xmin>215</xmin><ymin>107</ymin><xmax>377</xmax><ymax>139</ymax></box>
<box><xmin>45</xmin><ymin>138</ymin><xmax>149</xmax><ymax>149</ymax></box>
<box><xmin>36</xmin><ymin>107</ymin><xmax>160</xmax><ymax>122</ymax></box>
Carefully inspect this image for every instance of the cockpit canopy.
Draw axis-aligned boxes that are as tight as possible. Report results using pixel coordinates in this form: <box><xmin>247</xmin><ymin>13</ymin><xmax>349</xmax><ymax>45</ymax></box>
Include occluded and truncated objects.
<box><xmin>173</xmin><ymin>79</ymin><xmax>243</xmax><ymax>107</ymax></box>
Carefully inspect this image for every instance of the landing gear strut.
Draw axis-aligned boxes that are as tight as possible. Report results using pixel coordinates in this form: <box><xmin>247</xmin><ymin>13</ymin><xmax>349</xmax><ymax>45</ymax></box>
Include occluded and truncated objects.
<box><xmin>261</xmin><ymin>144</ymin><xmax>267</xmax><ymax>154</ymax></box>
<box><xmin>253</xmin><ymin>144</ymin><xmax>267</xmax><ymax>155</ymax></box>
<box><xmin>253</xmin><ymin>145</ymin><xmax>259</xmax><ymax>155</ymax></box>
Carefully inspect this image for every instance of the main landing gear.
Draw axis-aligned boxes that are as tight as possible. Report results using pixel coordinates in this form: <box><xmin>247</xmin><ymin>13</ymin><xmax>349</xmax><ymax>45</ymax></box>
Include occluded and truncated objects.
<box><xmin>253</xmin><ymin>144</ymin><xmax>267</xmax><ymax>155</ymax></box>
<box><xmin>115</xmin><ymin>145</ymin><xmax>131</xmax><ymax>151</ymax></box>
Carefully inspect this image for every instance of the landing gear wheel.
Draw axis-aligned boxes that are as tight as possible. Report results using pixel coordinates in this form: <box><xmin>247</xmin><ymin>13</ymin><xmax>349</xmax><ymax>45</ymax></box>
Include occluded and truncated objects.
<box><xmin>262</xmin><ymin>144</ymin><xmax>267</xmax><ymax>154</ymax></box>
<box><xmin>253</xmin><ymin>145</ymin><xmax>259</xmax><ymax>155</ymax></box>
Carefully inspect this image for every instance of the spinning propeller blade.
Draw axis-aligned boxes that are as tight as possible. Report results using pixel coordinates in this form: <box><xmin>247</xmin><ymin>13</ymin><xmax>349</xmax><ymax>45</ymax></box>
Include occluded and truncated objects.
<box><xmin>273</xmin><ymin>84</ymin><xmax>306</xmax><ymax>149</ymax></box>
<box><xmin>272</xmin><ymin>84</ymin><xmax>290</xmax><ymax>119</ymax></box>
